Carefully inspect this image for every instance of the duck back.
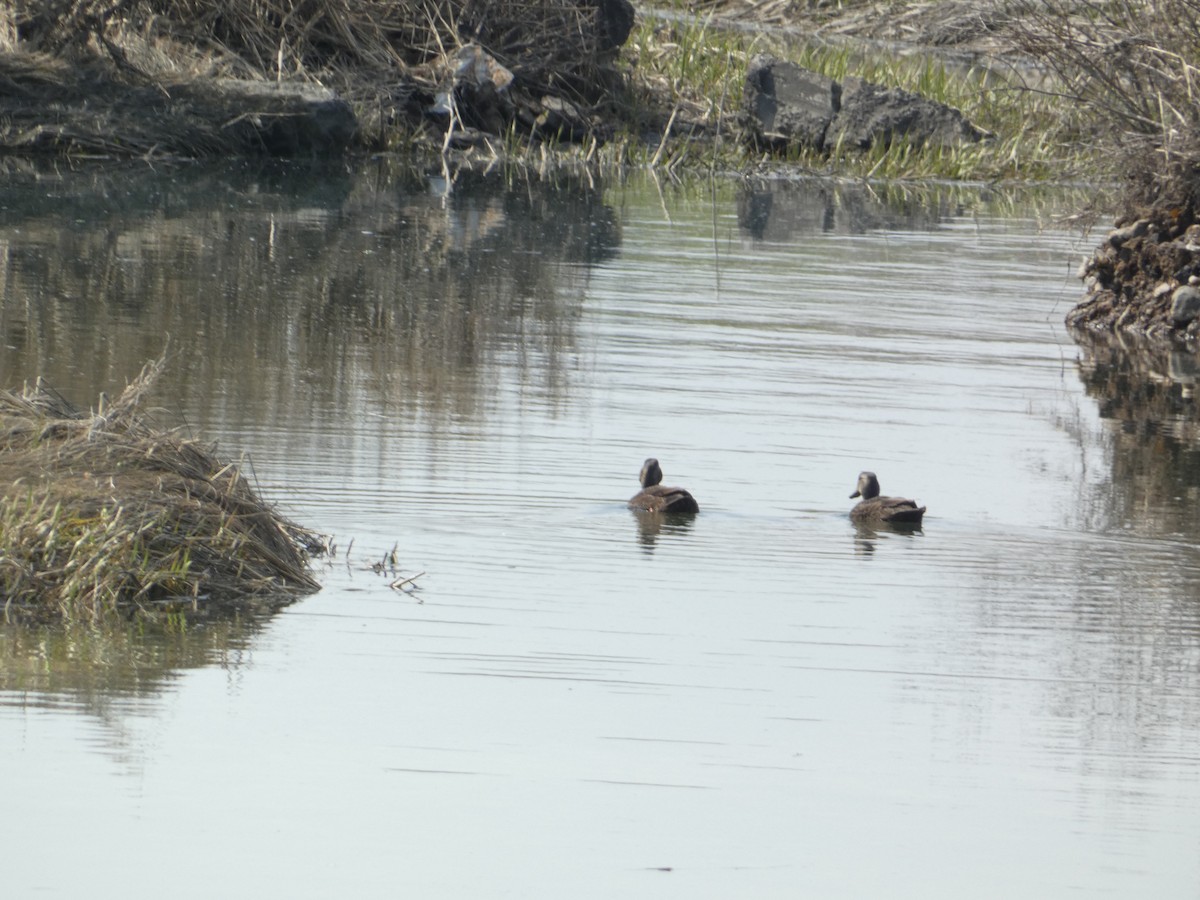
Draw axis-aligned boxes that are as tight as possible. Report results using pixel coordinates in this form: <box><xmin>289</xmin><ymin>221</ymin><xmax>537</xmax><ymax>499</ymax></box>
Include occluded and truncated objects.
<box><xmin>629</xmin><ymin>484</ymin><xmax>700</xmax><ymax>514</ymax></box>
<box><xmin>850</xmin><ymin>495</ymin><xmax>925</xmax><ymax>524</ymax></box>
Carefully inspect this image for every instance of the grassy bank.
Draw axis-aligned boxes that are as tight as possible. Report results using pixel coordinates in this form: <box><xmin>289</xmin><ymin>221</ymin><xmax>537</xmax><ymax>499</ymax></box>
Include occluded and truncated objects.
<box><xmin>618</xmin><ymin>6</ymin><xmax>1097</xmax><ymax>181</ymax></box>
<box><xmin>0</xmin><ymin>1</ymin><xmax>1163</xmax><ymax>188</ymax></box>
<box><xmin>4</xmin><ymin>1</ymin><xmax>1198</xmax><ymax>329</ymax></box>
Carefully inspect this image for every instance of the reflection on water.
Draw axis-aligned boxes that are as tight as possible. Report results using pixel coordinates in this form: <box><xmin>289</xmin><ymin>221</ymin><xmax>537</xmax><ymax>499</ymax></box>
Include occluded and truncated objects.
<box><xmin>1071</xmin><ymin>327</ymin><xmax>1200</xmax><ymax>536</ymax></box>
<box><xmin>739</xmin><ymin>179</ymin><xmax>947</xmax><ymax>239</ymax></box>
<box><xmin>0</xmin><ymin>616</ymin><xmax>267</xmax><ymax>698</ymax></box>
<box><xmin>0</xmin><ymin>160</ymin><xmax>617</xmax><ymax>426</ymax></box>
<box><xmin>3</xmin><ymin>167</ymin><xmax>1200</xmax><ymax>898</ymax></box>
<box><xmin>0</xmin><ymin>615</ymin><xmax>270</xmax><ymax>769</ymax></box>
<box><xmin>630</xmin><ymin>509</ymin><xmax>697</xmax><ymax>552</ymax></box>
<box><xmin>851</xmin><ymin>519</ymin><xmax>924</xmax><ymax>555</ymax></box>
<box><xmin>736</xmin><ymin>178</ymin><xmax>1046</xmax><ymax>241</ymax></box>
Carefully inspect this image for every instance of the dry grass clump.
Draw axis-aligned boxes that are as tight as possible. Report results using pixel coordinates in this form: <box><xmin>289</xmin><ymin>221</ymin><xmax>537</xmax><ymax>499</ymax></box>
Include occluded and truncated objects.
<box><xmin>12</xmin><ymin>0</ymin><xmax>626</xmax><ymax>97</ymax></box>
<box><xmin>0</xmin><ymin>357</ymin><xmax>324</xmax><ymax>623</ymax></box>
<box><xmin>3</xmin><ymin>0</ymin><xmax>633</xmax><ymax>155</ymax></box>
<box><xmin>1009</xmin><ymin>0</ymin><xmax>1200</xmax><ymax>209</ymax></box>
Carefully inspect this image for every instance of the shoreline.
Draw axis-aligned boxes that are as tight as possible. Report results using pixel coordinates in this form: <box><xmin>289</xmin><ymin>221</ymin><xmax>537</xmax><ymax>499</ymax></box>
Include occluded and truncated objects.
<box><xmin>2</xmin><ymin>1</ymin><xmax>1196</xmax><ymax>342</ymax></box>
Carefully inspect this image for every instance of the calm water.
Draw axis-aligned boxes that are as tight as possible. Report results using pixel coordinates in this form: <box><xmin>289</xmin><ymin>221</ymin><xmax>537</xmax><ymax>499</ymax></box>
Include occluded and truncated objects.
<box><xmin>2</xmin><ymin>162</ymin><xmax>1199</xmax><ymax>898</ymax></box>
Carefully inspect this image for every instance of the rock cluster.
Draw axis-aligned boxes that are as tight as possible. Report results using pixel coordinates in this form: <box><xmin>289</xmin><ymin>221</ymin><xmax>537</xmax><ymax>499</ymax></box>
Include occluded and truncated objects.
<box><xmin>1067</xmin><ymin>208</ymin><xmax>1200</xmax><ymax>340</ymax></box>
<box><xmin>742</xmin><ymin>55</ymin><xmax>986</xmax><ymax>155</ymax></box>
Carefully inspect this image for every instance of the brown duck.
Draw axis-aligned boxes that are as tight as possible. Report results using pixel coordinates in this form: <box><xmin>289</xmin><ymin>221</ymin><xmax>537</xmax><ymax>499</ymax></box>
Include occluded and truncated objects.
<box><xmin>628</xmin><ymin>458</ymin><xmax>699</xmax><ymax>514</ymax></box>
<box><xmin>849</xmin><ymin>471</ymin><xmax>925</xmax><ymax>524</ymax></box>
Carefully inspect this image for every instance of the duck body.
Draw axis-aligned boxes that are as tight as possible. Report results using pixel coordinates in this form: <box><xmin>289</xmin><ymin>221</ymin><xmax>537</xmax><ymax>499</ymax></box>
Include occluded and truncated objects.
<box><xmin>849</xmin><ymin>471</ymin><xmax>925</xmax><ymax>525</ymax></box>
<box><xmin>628</xmin><ymin>458</ymin><xmax>699</xmax><ymax>514</ymax></box>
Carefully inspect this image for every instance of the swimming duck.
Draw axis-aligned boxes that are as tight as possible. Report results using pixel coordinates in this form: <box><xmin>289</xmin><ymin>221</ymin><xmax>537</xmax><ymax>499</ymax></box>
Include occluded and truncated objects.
<box><xmin>849</xmin><ymin>471</ymin><xmax>925</xmax><ymax>524</ymax></box>
<box><xmin>628</xmin><ymin>458</ymin><xmax>699</xmax><ymax>514</ymax></box>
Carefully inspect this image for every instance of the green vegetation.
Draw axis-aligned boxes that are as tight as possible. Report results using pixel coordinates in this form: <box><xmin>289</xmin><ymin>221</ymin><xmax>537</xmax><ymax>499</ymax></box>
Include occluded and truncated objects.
<box><xmin>616</xmin><ymin>7</ymin><xmax>1099</xmax><ymax>181</ymax></box>
<box><xmin>622</xmin><ymin>0</ymin><xmax>1200</xmax><ymax>202</ymax></box>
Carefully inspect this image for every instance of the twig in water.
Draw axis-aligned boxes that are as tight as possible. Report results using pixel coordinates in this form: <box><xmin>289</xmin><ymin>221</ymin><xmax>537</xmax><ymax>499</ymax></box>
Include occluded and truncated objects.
<box><xmin>650</xmin><ymin>105</ymin><xmax>679</xmax><ymax>169</ymax></box>
<box><xmin>390</xmin><ymin>571</ymin><xmax>426</xmax><ymax>591</ymax></box>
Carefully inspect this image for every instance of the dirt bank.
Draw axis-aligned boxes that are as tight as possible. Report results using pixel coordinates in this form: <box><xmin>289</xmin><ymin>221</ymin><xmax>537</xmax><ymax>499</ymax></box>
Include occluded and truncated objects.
<box><xmin>0</xmin><ymin>0</ymin><xmax>634</xmax><ymax>157</ymax></box>
<box><xmin>1068</xmin><ymin>204</ymin><xmax>1200</xmax><ymax>343</ymax></box>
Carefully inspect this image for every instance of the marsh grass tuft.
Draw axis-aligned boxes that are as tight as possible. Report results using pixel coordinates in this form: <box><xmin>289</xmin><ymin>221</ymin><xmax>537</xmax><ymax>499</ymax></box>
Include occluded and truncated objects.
<box><xmin>0</xmin><ymin>356</ymin><xmax>325</xmax><ymax>624</ymax></box>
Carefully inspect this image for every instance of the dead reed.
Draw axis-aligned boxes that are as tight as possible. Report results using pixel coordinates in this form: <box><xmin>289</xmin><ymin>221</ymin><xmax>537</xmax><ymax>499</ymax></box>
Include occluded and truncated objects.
<box><xmin>0</xmin><ymin>356</ymin><xmax>324</xmax><ymax>623</ymax></box>
<box><xmin>1009</xmin><ymin>0</ymin><xmax>1200</xmax><ymax>208</ymax></box>
<box><xmin>4</xmin><ymin>0</ymin><xmax>630</xmax><ymax>154</ymax></box>
<box><xmin>14</xmin><ymin>0</ymin><xmax>624</xmax><ymax>95</ymax></box>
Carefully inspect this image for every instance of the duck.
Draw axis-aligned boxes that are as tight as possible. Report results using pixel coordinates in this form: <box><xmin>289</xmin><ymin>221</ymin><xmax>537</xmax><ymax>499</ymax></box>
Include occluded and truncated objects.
<box><xmin>849</xmin><ymin>471</ymin><xmax>925</xmax><ymax>525</ymax></box>
<box><xmin>628</xmin><ymin>458</ymin><xmax>699</xmax><ymax>514</ymax></box>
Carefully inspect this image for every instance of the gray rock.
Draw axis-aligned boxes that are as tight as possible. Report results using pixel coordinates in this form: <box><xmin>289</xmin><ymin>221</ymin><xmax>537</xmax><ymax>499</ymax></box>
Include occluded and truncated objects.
<box><xmin>592</xmin><ymin>0</ymin><xmax>636</xmax><ymax>55</ymax></box>
<box><xmin>1170</xmin><ymin>285</ymin><xmax>1200</xmax><ymax>325</ymax></box>
<box><xmin>827</xmin><ymin>76</ymin><xmax>987</xmax><ymax>151</ymax></box>
<box><xmin>1108</xmin><ymin>219</ymin><xmax>1151</xmax><ymax>247</ymax></box>
<box><xmin>743</xmin><ymin>58</ymin><xmax>985</xmax><ymax>155</ymax></box>
<box><xmin>743</xmin><ymin>55</ymin><xmax>839</xmax><ymax>152</ymax></box>
<box><xmin>430</xmin><ymin>45</ymin><xmax>516</xmax><ymax>135</ymax></box>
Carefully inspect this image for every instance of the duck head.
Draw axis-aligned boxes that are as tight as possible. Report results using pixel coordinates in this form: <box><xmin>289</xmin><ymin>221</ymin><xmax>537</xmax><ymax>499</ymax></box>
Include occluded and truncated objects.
<box><xmin>639</xmin><ymin>458</ymin><xmax>664</xmax><ymax>488</ymax></box>
<box><xmin>850</xmin><ymin>471</ymin><xmax>881</xmax><ymax>500</ymax></box>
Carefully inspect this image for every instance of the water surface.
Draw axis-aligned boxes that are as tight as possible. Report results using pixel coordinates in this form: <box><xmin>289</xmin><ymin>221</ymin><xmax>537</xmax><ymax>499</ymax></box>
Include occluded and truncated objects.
<box><xmin>2</xmin><ymin>163</ymin><xmax>1198</xmax><ymax>897</ymax></box>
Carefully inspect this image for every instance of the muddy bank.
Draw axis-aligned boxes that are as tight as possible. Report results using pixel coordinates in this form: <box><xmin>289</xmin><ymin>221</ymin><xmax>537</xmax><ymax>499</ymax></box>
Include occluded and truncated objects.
<box><xmin>0</xmin><ymin>53</ymin><xmax>359</xmax><ymax>156</ymax></box>
<box><xmin>1067</xmin><ymin>205</ymin><xmax>1200</xmax><ymax>343</ymax></box>
<box><xmin>0</xmin><ymin>0</ymin><xmax>634</xmax><ymax>158</ymax></box>
<box><xmin>0</xmin><ymin>0</ymin><xmax>1050</xmax><ymax>161</ymax></box>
